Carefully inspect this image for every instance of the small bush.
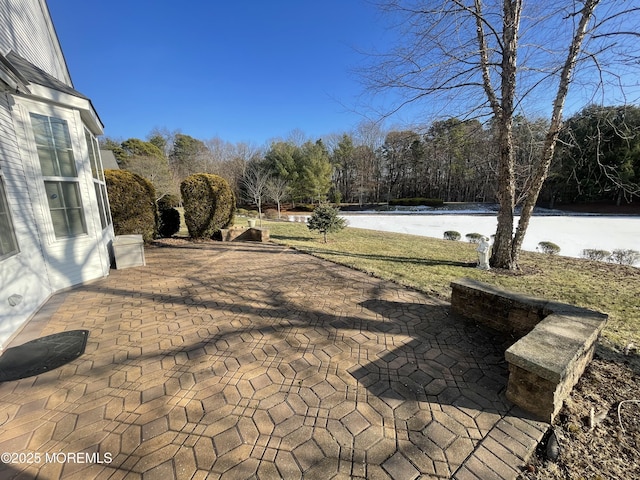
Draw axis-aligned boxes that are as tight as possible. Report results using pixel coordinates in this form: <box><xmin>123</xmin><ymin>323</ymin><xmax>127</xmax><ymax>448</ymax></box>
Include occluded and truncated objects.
<box><xmin>444</xmin><ymin>231</ymin><xmax>461</xmax><ymax>241</ymax></box>
<box><xmin>157</xmin><ymin>194</ymin><xmax>181</xmax><ymax>210</ymax></box>
<box><xmin>465</xmin><ymin>233</ymin><xmax>483</xmax><ymax>244</ymax></box>
<box><xmin>236</xmin><ymin>208</ymin><xmax>249</xmax><ymax>217</ymax></box>
<box><xmin>329</xmin><ymin>187</ymin><xmax>342</xmax><ymax>205</ymax></box>
<box><xmin>105</xmin><ymin>169</ymin><xmax>158</xmax><ymax>242</ymax></box>
<box><xmin>307</xmin><ymin>203</ymin><xmax>347</xmax><ymax>243</ymax></box>
<box><xmin>581</xmin><ymin>249</ymin><xmax>611</xmax><ymax>262</ymax></box>
<box><xmin>181</xmin><ymin>173</ymin><xmax>235</xmax><ymax>239</ymax></box>
<box><xmin>538</xmin><ymin>241</ymin><xmax>561</xmax><ymax>255</ymax></box>
<box><xmin>609</xmin><ymin>249</ymin><xmax>640</xmax><ymax>266</ymax></box>
<box><xmin>389</xmin><ymin>197</ymin><xmax>444</xmax><ymax>207</ymax></box>
<box><xmin>296</xmin><ymin>204</ymin><xmax>316</xmax><ymax>212</ymax></box>
<box><xmin>158</xmin><ymin>207</ymin><xmax>181</xmax><ymax>238</ymax></box>
<box><xmin>264</xmin><ymin>208</ymin><xmax>279</xmax><ymax>220</ymax></box>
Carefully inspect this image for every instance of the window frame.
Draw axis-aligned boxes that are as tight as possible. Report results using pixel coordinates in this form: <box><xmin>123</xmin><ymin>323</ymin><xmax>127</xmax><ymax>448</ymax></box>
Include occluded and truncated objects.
<box><xmin>84</xmin><ymin>127</ymin><xmax>112</xmax><ymax>229</ymax></box>
<box><xmin>29</xmin><ymin>112</ymin><xmax>89</xmax><ymax>239</ymax></box>
<box><xmin>0</xmin><ymin>176</ymin><xmax>20</xmax><ymax>261</ymax></box>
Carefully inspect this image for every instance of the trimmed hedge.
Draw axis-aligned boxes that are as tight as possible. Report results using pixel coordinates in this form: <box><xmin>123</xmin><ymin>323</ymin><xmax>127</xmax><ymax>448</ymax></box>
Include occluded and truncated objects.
<box><xmin>105</xmin><ymin>169</ymin><xmax>158</xmax><ymax>242</ymax></box>
<box><xmin>158</xmin><ymin>207</ymin><xmax>181</xmax><ymax>238</ymax></box>
<box><xmin>444</xmin><ymin>231</ymin><xmax>461</xmax><ymax>241</ymax></box>
<box><xmin>538</xmin><ymin>241</ymin><xmax>561</xmax><ymax>255</ymax></box>
<box><xmin>181</xmin><ymin>173</ymin><xmax>235</xmax><ymax>239</ymax></box>
<box><xmin>389</xmin><ymin>198</ymin><xmax>444</xmax><ymax>207</ymax></box>
<box><xmin>610</xmin><ymin>249</ymin><xmax>640</xmax><ymax>266</ymax></box>
<box><xmin>157</xmin><ymin>194</ymin><xmax>181</xmax><ymax>238</ymax></box>
<box><xmin>157</xmin><ymin>194</ymin><xmax>181</xmax><ymax>210</ymax></box>
<box><xmin>581</xmin><ymin>249</ymin><xmax>611</xmax><ymax>262</ymax></box>
<box><xmin>465</xmin><ymin>232</ymin><xmax>484</xmax><ymax>244</ymax></box>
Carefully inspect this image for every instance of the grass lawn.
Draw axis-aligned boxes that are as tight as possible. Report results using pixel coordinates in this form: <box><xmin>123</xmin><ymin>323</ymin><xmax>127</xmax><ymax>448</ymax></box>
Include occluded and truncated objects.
<box><xmin>262</xmin><ymin>220</ymin><xmax>640</xmax><ymax>348</ymax></box>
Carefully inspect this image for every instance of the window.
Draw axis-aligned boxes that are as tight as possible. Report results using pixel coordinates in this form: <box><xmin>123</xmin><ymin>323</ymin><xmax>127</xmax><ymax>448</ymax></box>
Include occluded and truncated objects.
<box><xmin>44</xmin><ymin>181</ymin><xmax>87</xmax><ymax>236</ymax></box>
<box><xmin>0</xmin><ymin>178</ymin><xmax>19</xmax><ymax>259</ymax></box>
<box><xmin>85</xmin><ymin>128</ymin><xmax>111</xmax><ymax>229</ymax></box>
<box><xmin>31</xmin><ymin>114</ymin><xmax>77</xmax><ymax>177</ymax></box>
<box><xmin>85</xmin><ymin>129</ymin><xmax>103</xmax><ymax>181</ymax></box>
<box><xmin>30</xmin><ymin>113</ymin><xmax>88</xmax><ymax>238</ymax></box>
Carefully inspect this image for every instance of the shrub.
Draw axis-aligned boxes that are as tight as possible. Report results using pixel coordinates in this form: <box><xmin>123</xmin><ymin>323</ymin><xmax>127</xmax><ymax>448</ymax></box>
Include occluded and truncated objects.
<box><xmin>465</xmin><ymin>233</ymin><xmax>483</xmax><ymax>244</ymax></box>
<box><xmin>444</xmin><ymin>231</ymin><xmax>461</xmax><ymax>241</ymax></box>
<box><xmin>105</xmin><ymin>169</ymin><xmax>157</xmax><ymax>242</ymax></box>
<box><xmin>307</xmin><ymin>203</ymin><xmax>347</xmax><ymax>243</ymax></box>
<box><xmin>581</xmin><ymin>249</ymin><xmax>611</xmax><ymax>262</ymax></box>
<box><xmin>180</xmin><ymin>173</ymin><xmax>235</xmax><ymax>239</ymax></box>
<box><xmin>236</xmin><ymin>208</ymin><xmax>249</xmax><ymax>217</ymax></box>
<box><xmin>329</xmin><ymin>187</ymin><xmax>342</xmax><ymax>205</ymax></box>
<box><xmin>296</xmin><ymin>204</ymin><xmax>316</xmax><ymax>212</ymax></box>
<box><xmin>158</xmin><ymin>207</ymin><xmax>181</xmax><ymax>238</ymax></box>
<box><xmin>157</xmin><ymin>194</ymin><xmax>181</xmax><ymax>210</ymax></box>
<box><xmin>264</xmin><ymin>208</ymin><xmax>279</xmax><ymax>220</ymax></box>
<box><xmin>538</xmin><ymin>241</ymin><xmax>561</xmax><ymax>255</ymax></box>
<box><xmin>389</xmin><ymin>198</ymin><xmax>444</xmax><ymax>207</ymax></box>
<box><xmin>609</xmin><ymin>249</ymin><xmax>640</xmax><ymax>266</ymax></box>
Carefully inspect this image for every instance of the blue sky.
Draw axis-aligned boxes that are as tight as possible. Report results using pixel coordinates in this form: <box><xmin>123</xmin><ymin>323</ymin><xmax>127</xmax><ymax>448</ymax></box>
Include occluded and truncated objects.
<box><xmin>47</xmin><ymin>2</ymin><xmax>640</xmax><ymax>148</ymax></box>
<box><xmin>48</xmin><ymin>1</ymin><xmax>392</xmax><ymax>146</ymax></box>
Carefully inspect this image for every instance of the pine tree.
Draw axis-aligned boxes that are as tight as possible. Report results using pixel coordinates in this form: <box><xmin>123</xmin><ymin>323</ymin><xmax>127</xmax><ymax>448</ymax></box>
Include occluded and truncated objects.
<box><xmin>307</xmin><ymin>203</ymin><xmax>347</xmax><ymax>243</ymax></box>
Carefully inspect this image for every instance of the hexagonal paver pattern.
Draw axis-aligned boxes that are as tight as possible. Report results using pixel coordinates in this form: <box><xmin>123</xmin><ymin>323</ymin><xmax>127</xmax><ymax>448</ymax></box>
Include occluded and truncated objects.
<box><xmin>0</xmin><ymin>240</ymin><xmax>546</xmax><ymax>479</ymax></box>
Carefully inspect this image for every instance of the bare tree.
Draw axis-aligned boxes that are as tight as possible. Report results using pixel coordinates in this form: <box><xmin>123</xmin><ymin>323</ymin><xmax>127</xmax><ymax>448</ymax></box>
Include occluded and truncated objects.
<box><xmin>364</xmin><ymin>0</ymin><xmax>640</xmax><ymax>269</ymax></box>
<box><xmin>241</xmin><ymin>164</ymin><xmax>271</xmax><ymax>226</ymax></box>
<box><xmin>123</xmin><ymin>154</ymin><xmax>175</xmax><ymax>201</ymax></box>
<box><xmin>286</xmin><ymin>128</ymin><xmax>309</xmax><ymax>147</ymax></box>
<box><xmin>266</xmin><ymin>176</ymin><xmax>290</xmax><ymax>219</ymax></box>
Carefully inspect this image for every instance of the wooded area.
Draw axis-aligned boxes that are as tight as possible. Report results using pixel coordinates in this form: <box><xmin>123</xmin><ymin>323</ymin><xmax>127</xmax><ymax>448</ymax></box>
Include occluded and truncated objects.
<box><xmin>101</xmin><ymin>104</ymin><xmax>640</xmax><ymax>210</ymax></box>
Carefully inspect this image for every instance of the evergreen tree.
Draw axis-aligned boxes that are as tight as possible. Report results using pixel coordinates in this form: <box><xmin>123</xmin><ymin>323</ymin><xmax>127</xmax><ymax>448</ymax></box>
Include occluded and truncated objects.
<box><xmin>307</xmin><ymin>203</ymin><xmax>347</xmax><ymax>243</ymax></box>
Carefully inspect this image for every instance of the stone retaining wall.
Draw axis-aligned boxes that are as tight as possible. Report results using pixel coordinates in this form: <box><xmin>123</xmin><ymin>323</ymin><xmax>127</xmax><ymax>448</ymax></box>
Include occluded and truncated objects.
<box><xmin>220</xmin><ymin>227</ymin><xmax>270</xmax><ymax>242</ymax></box>
<box><xmin>450</xmin><ymin>278</ymin><xmax>608</xmax><ymax>422</ymax></box>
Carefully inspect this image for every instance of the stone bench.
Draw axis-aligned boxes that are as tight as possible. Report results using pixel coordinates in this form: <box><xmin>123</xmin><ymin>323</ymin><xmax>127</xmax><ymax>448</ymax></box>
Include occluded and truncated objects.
<box><xmin>450</xmin><ymin>278</ymin><xmax>608</xmax><ymax>422</ymax></box>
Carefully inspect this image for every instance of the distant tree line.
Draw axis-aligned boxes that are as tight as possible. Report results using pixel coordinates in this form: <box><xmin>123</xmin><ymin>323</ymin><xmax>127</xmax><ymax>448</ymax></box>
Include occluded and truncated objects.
<box><xmin>100</xmin><ymin>105</ymin><xmax>640</xmax><ymax>211</ymax></box>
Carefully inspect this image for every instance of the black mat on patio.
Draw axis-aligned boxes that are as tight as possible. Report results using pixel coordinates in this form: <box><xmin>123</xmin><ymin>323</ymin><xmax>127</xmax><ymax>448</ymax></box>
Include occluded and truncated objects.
<box><xmin>0</xmin><ymin>330</ymin><xmax>89</xmax><ymax>382</ymax></box>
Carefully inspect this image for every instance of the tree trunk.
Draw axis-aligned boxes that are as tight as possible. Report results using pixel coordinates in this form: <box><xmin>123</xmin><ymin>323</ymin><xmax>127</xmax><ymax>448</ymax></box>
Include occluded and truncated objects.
<box><xmin>489</xmin><ymin>0</ymin><xmax>522</xmax><ymax>269</ymax></box>
<box><xmin>510</xmin><ymin>0</ymin><xmax>598</xmax><ymax>265</ymax></box>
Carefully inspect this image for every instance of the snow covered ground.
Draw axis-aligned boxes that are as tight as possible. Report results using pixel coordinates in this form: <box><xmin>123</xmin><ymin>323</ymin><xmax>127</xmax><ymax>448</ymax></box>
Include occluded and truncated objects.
<box><xmin>339</xmin><ymin>212</ymin><xmax>640</xmax><ymax>260</ymax></box>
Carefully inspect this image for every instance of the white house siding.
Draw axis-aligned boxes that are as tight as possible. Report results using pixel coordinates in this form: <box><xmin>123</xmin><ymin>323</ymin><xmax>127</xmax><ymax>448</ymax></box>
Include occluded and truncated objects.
<box><xmin>0</xmin><ymin>0</ymin><xmax>70</xmax><ymax>84</ymax></box>
<box><xmin>0</xmin><ymin>90</ymin><xmax>53</xmax><ymax>346</ymax></box>
<box><xmin>0</xmin><ymin>0</ymin><xmax>113</xmax><ymax>349</ymax></box>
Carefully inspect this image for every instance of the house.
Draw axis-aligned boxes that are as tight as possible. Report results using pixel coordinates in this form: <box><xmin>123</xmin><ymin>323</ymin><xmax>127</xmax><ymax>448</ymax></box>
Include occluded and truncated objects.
<box><xmin>100</xmin><ymin>149</ymin><xmax>120</xmax><ymax>170</ymax></box>
<box><xmin>0</xmin><ymin>0</ymin><xmax>113</xmax><ymax>349</ymax></box>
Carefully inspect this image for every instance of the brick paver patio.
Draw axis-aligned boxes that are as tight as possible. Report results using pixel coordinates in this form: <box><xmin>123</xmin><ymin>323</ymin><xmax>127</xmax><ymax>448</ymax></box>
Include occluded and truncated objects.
<box><xmin>0</xmin><ymin>240</ymin><xmax>547</xmax><ymax>479</ymax></box>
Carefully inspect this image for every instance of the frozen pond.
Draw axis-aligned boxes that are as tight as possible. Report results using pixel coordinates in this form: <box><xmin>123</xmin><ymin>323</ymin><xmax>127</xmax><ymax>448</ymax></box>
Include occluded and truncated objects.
<box><xmin>339</xmin><ymin>213</ymin><xmax>640</xmax><ymax>260</ymax></box>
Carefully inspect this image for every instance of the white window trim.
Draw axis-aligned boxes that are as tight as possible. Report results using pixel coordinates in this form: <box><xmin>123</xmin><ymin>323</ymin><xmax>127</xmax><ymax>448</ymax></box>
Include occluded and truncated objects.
<box><xmin>31</xmin><ymin>112</ymin><xmax>88</xmax><ymax>239</ymax></box>
<box><xmin>0</xmin><ymin>175</ymin><xmax>20</xmax><ymax>261</ymax></box>
<box><xmin>84</xmin><ymin>127</ymin><xmax>112</xmax><ymax>229</ymax></box>
<box><xmin>15</xmin><ymin>99</ymin><xmax>93</xmax><ymax>244</ymax></box>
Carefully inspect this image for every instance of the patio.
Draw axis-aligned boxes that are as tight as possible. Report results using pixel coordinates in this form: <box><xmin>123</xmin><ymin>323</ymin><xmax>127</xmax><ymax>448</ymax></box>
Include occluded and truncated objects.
<box><xmin>0</xmin><ymin>240</ymin><xmax>546</xmax><ymax>479</ymax></box>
